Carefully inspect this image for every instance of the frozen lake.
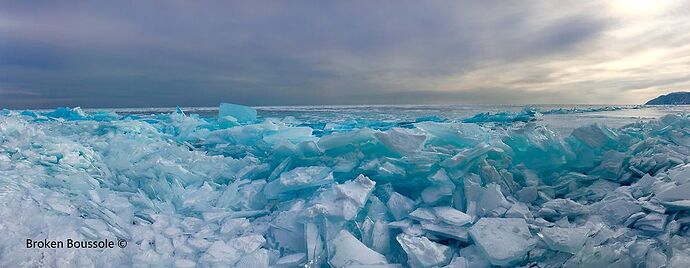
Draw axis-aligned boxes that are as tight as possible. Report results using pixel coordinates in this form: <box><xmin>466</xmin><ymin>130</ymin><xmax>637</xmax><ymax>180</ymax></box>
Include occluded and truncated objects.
<box><xmin>3</xmin><ymin>104</ymin><xmax>690</xmax><ymax>267</ymax></box>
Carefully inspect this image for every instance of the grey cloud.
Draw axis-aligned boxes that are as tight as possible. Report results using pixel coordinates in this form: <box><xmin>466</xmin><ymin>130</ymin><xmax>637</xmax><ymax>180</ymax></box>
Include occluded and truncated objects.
<box><xmin>0</xmin><ymin>0</ymin><xmax>678</xmax><ymax>109</ymax></box>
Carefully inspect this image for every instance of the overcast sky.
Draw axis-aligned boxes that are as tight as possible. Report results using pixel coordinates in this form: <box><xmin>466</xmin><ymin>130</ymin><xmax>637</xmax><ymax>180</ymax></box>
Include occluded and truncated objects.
<box><xmin>1</xmin><ymin>1</ymin><xmax>689</xmax><ymax>108</ymax></box>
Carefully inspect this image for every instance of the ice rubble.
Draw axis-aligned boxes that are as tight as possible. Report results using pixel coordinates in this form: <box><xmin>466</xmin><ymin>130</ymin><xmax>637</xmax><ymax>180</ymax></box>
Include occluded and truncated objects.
<box><xmin>460</xmin><ymin>106</ymin><xmax>642</xmax><ymax>125</ymax></box>
<box><xmin>3</xmin><ymin>103</ymin><xmax>690</xmax><ymax>267</ymax></box>
<box><xmin>540</xmin><ymin>106</ymin><xmax>632</xmax><ymax>115</ymax></box>
<box><xmin>462</xmin><ymin>107</ymin><xmax>539</xmax><ymax>125</ymax></box>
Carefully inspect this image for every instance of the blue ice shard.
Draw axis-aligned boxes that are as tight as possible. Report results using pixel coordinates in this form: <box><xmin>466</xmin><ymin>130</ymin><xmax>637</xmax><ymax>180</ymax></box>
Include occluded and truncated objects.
<box><xmin>263</xmin><ymin>166</ymin><xmax>333</xmax><ymax>198</ymax></box>
<box><xmin>218</xmin><ymin>103</ymin><xmax>257</xmax><ymax>123</ymax></box>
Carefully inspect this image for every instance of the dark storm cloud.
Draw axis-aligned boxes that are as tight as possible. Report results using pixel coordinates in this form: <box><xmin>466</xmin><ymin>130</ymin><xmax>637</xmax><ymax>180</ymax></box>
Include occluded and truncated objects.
<box><xmin>2</xmin><ymin>0</ymin><xmax>681</xmax><ymax>109</ymax></box>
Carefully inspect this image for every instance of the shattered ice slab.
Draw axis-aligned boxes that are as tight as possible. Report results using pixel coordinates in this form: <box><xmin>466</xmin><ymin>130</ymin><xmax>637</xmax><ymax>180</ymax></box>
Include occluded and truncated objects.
<box><xmin>374</xmin><ymin>127</ymin><xmax>427</xmax><ymax>155</ymax></box>
<box><xmin>199</xmin><ymin>234</ymin><xmax>265</xmax><ymax>266</ymax></box>
<box><xmin>274</xmin><ymin>253</ymin><xmax>307</xmax><ymax>267</ymax></box>
<box><xmin>330</xmin><ymin>230</ymin><xmax>389</xmax><ymax>267</ymax></box>
<box><xmin>433</xmin><ymin>206</ymin><xmax>472</xmax><ymax>226</ymax></box>
<box><xmin>539</xmin><ymin>227</ymin><xmax>589</xmax><ymax>254</ymax></box>
<box><xmin>469</xmin><ymin>218</ymin><xmax>536</xmax><ymax>266</ymax></box>
<box><xmin>477</xmin><ymin>183</ymin><xmax>511</xmax><ymax>217</ymax></box>
<box><xmin>421</xmin><ymin>169</ymin><xmax>455</xmax><ymax>204</ymax></box>
<box><xmin>218</xmin><ymin>103</ymin><xmax>257</xmax><ymax>123</ymax></box>
<box><xmin>539</xmin><ymin>199</ymin><xmax>588</xmax><ymax>219</ymax></box>
<box><xmin>263</xmin><ymin>166</ymin><xmax>333</xmax><ymax>198</ymax></box>
<box><xmin>421</xmin><ymin>222</ymin><xmax>470</xmax><ymax>242</ymax></box>
<box><xmin>45</xmin><ymin>107</ymin><xmax>89</xmax><ymax>120</ymax></box>
<box><xmin>570</xmin><ymin>123</ymin><xmax>618</xmax><ymax>148</ymax></box>
<box><xmin>462</xmin><ymin>107</ymin><xmax>539</xmax><ymax>124</ymax></box>
<box><xmin>334</xmin><ymin>174</ymin><xmax>376</xmax><ymax>208</ymax></box>
<box><xmin>305</xmin><ymin>174</ymin><xmax>375</xmax><ymax>220</ymax></box>
<box><xmin>387</xmin><ymin>192</ymin><xmax>415</xmax><ymax>221</ymax></box>
<box><xmin>633</xmin><ymin>213</ymin><xmax>668</xmax><ymax>233</ymax></box>
<box><xmin>595</xmin><ymin>195</ymin><xmax>643</xmax><ymax>225</ymax></box>
<box><xmin>396</xmin><ymin>233</ymin><xmax>452</xmax><ymax>268</ymax></box>
<box><xmin>656</xmin><ymin>182</ymin><xmax>690</xmax><ymax>208</ymax></box>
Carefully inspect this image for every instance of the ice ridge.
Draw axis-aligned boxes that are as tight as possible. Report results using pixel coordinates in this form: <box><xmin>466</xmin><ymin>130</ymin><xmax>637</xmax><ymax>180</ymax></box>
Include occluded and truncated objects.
<box><xmin>1</xmin><ymin>103</ymin><xmax>690</xmax><ymax>267</ymax></box>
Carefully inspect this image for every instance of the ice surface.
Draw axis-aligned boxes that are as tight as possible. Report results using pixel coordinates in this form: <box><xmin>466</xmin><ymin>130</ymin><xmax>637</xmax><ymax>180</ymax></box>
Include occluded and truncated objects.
<box><xmin>263</xmin><ymin>166</ymin><xmax>333</xmax><ymax>198</ymax></box>
<box><xmin>540</xmin><ymin>227</ymin><xmax>589</xmax><ymax>254</ymax></box>
<box><xmin>469</xmin><ymin>218</ymin><xmax>536</xmax><ymax>265</ymax></box>
<box><xmin>330</xmin><ymin>230</ymin><xmax>389</xmax><ymax>267</ymax></box>
<box><xmin>396</xmin><ymin>233</ymin><xmax>452</xmax><ymax>267</ymax></box>
<box><xmin>433</xmin><ymin>206</ymin><xmax>472</xmax><ymax>226</ymax></box>
<box><xmin>3</xmin><ymin>104</ymin><xmax>690</xmax><ymax>267</ymax></box>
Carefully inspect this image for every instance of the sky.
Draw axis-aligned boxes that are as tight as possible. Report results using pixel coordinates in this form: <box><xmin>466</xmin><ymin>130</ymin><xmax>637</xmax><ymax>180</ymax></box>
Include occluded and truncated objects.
<box><xmin>1</xmin><ymin>0</ymin><xmax>689</xmax><ymax>109</ymax></box>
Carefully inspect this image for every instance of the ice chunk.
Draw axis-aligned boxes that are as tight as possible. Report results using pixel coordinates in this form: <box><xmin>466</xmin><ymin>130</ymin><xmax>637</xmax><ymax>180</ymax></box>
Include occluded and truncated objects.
<box><xmin>361</xmin><ymin>219</ymin><xmax>391</xmax><ymax>255</ymax></box>
<box><xmin>469</xmin><ymin>218</ymin><xmax>536</xmax><ymax>266</ymax></box>
<box><xmin>646</xmin><ymin>248</ymin><xmax>668</xmax><ymax>268</ymax></box>
<box><xmin>330</xmin><ymin>230</ymin><xmax>389</xmax><ymax>267</ymax></box>
<box><xmin>444</xmin><ymin>257</ymin><xmax>469</xmax><ymax>268</ymax></box>
<box><xmin>387</xmin><ymin>192</ymin><xmax>415</xmax><ymax>221</ymax></box>
<box><xmin>421</xmin><ymin>222</ymin><xmax>470</xmax><ymax>242</ymax></box>
<box><xmin>539</xmin><ymin>227</ymin><xmax>588</xmax><ymax>254</ymax></box>
<box><xmin>433</xmin><ymin>206</ymin><xmax>472</xmax><ymax>226</ymax></box>
<box><xmin>199</xmin><ymin>234</ymin><xmax>265</xmax><ymax>265</ymax></box>
<box><xmin>656</xmin><ymin>182</ymin><xmax>690</xmax><ymax>207</ymax></box>
<box><xmin>571</xmin><ymin>123</ymin><xmax>618</xmax><ymax>148</ymax></box>
<box><xmin>270</xmin><ymin>208</ymin><xmax>306</xmax><ymax>252</ymax></box>
<box><xmin>634</xmin><ymin>213</ymin><xmax>668</xmax><ymax>233</ymax></box>
<box><xmin>505</xmin><ymin>202</ymin><xmax>532</xmax><ymax>220</ymax></box>
<box><xmin>591</xmin><ymin>150</ymin><xmax>626</xmax><ymax>180</ymax></box>
<box><xmin>218</xmin><ymin>103</ymin><xmax>257</xmax><ymax>123</ymax></box>
<box><xmin>415</xmin><ymin>121</ymin><xmax>489</xmax><ymax>147</ymax></box>
<box><xmin>220</xmin><ymin>218</ymin><xmax>251</xmax><ymax>236</ymax></box>
<box><xmin>623</xmin><ymin>212</ymin><xmax>646</xmax><ymax>227</ymax></box>
<box><xmin>409</xmin><ymin>208</ymin><xmax>438</xmax><ymax>223</ymax></box>
<box><xmin>462</xmin><ymin>108</ymin><xmax>538</xmax><ymax>124</ymax></box>
<box><xmin>305</xmin><ymin>174</ymin><xmax>375</xmax><ymax>220</ymax></box>
<box><xmin>45</xmin><ymin>107</ymin><xmax>88</xmax><ymax>120</ymax></box>
<box><xmin>263</xmin><ymin>166</ymin><xmax>333</xmax><ymax>198</ymax></box>
<box><xmin>458</xmin><ymin>245</ymin><xmax>491</xmax><ymax>268</ymax></box>
<box><xmin>396</xmin><ymin>233</ymin><xmax>452</xmax><ymax>268</ymax></box>
<box><xmin>516</xmin><ymin>186</ymin><xmax>538</xmax><ymax>203</ymax></box>
<box><xmin>421</xmin><ymin>169</ymin><xmax>455</xmax><ymax>204</ymax></box>
<box><xmin>275</xmin><ymin>253</ymin><xmax>307</xmax><ymax>267</ymax></box>
<box><xmin>305</xmin><ymin>222</ymin><xmax>324</xmax><ymax>266</ymax></box>
<box><xmin>478</xmin><ymin>183</ymin><xmax>511</xmax><ymax>217</ymax></box>
<box><xmin>539</xmin><ymin>199</ymin><xmax>588</xmax><ymax>219</ymax></box>
<box><xmin>334</xmin><ymin>174</ymin><xmax>376</xmax><ymax>207</ymax></box>
<box><xmin>234</xmin><ymin>248</ymin><xmax>269</xmax><ymax>267</ymax></box>
<box><xmin>566</xmin><ymin>180</ymin><xmax>619</xmax><ymax>202</ymax></box>
<box><xmin>593</xmin><ymin>195</ymin><xmax>643</xmax><ymax>225</ymax></box>
<box><xmin>374</xmin><ymin>128</ymin><xmax>427</xmax><ymax>155</ymax></box>
<box><xmin>263</xmin><ymin>127</ymin><xmax>315</xmax><ymax>145</ymax></box>
<box><xmin>442</xmin><ymin>143</ymin><xmax>493</xmax><ymax>168</ymax></box>
<box><xmin>317</xmin><ymin>128</ymin><xmax>377</xmax><ymax>152</ymax></box>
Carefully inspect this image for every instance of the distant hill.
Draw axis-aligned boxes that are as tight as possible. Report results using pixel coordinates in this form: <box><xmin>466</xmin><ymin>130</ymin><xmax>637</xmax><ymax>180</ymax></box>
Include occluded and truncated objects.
<box><xmin>646</xmin><ymin>92</ymin><xmax>690</xmax><ymax>105</ymax></box>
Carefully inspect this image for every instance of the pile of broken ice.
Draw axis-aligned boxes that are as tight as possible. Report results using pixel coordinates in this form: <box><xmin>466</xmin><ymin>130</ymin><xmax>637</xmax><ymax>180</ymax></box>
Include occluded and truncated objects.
<box><xmin>2</xmin><ymin>103</ymin><xmax>690</xmax><ymax>267</ymax></box>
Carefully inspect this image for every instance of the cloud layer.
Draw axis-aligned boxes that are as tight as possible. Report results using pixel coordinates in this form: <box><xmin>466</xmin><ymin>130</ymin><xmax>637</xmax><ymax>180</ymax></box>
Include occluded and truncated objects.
<box><xmin>1</xmin><ymin>0</ymin><xmax>689</xmax><ymax>108</ymax></box>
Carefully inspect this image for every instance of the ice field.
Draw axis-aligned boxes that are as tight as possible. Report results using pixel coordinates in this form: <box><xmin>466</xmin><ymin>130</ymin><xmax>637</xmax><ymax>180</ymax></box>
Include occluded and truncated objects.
<box><xmin>3</xmin><ymin>104</ymin><xmax>690</xmax><ymax>267</ymax></box>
